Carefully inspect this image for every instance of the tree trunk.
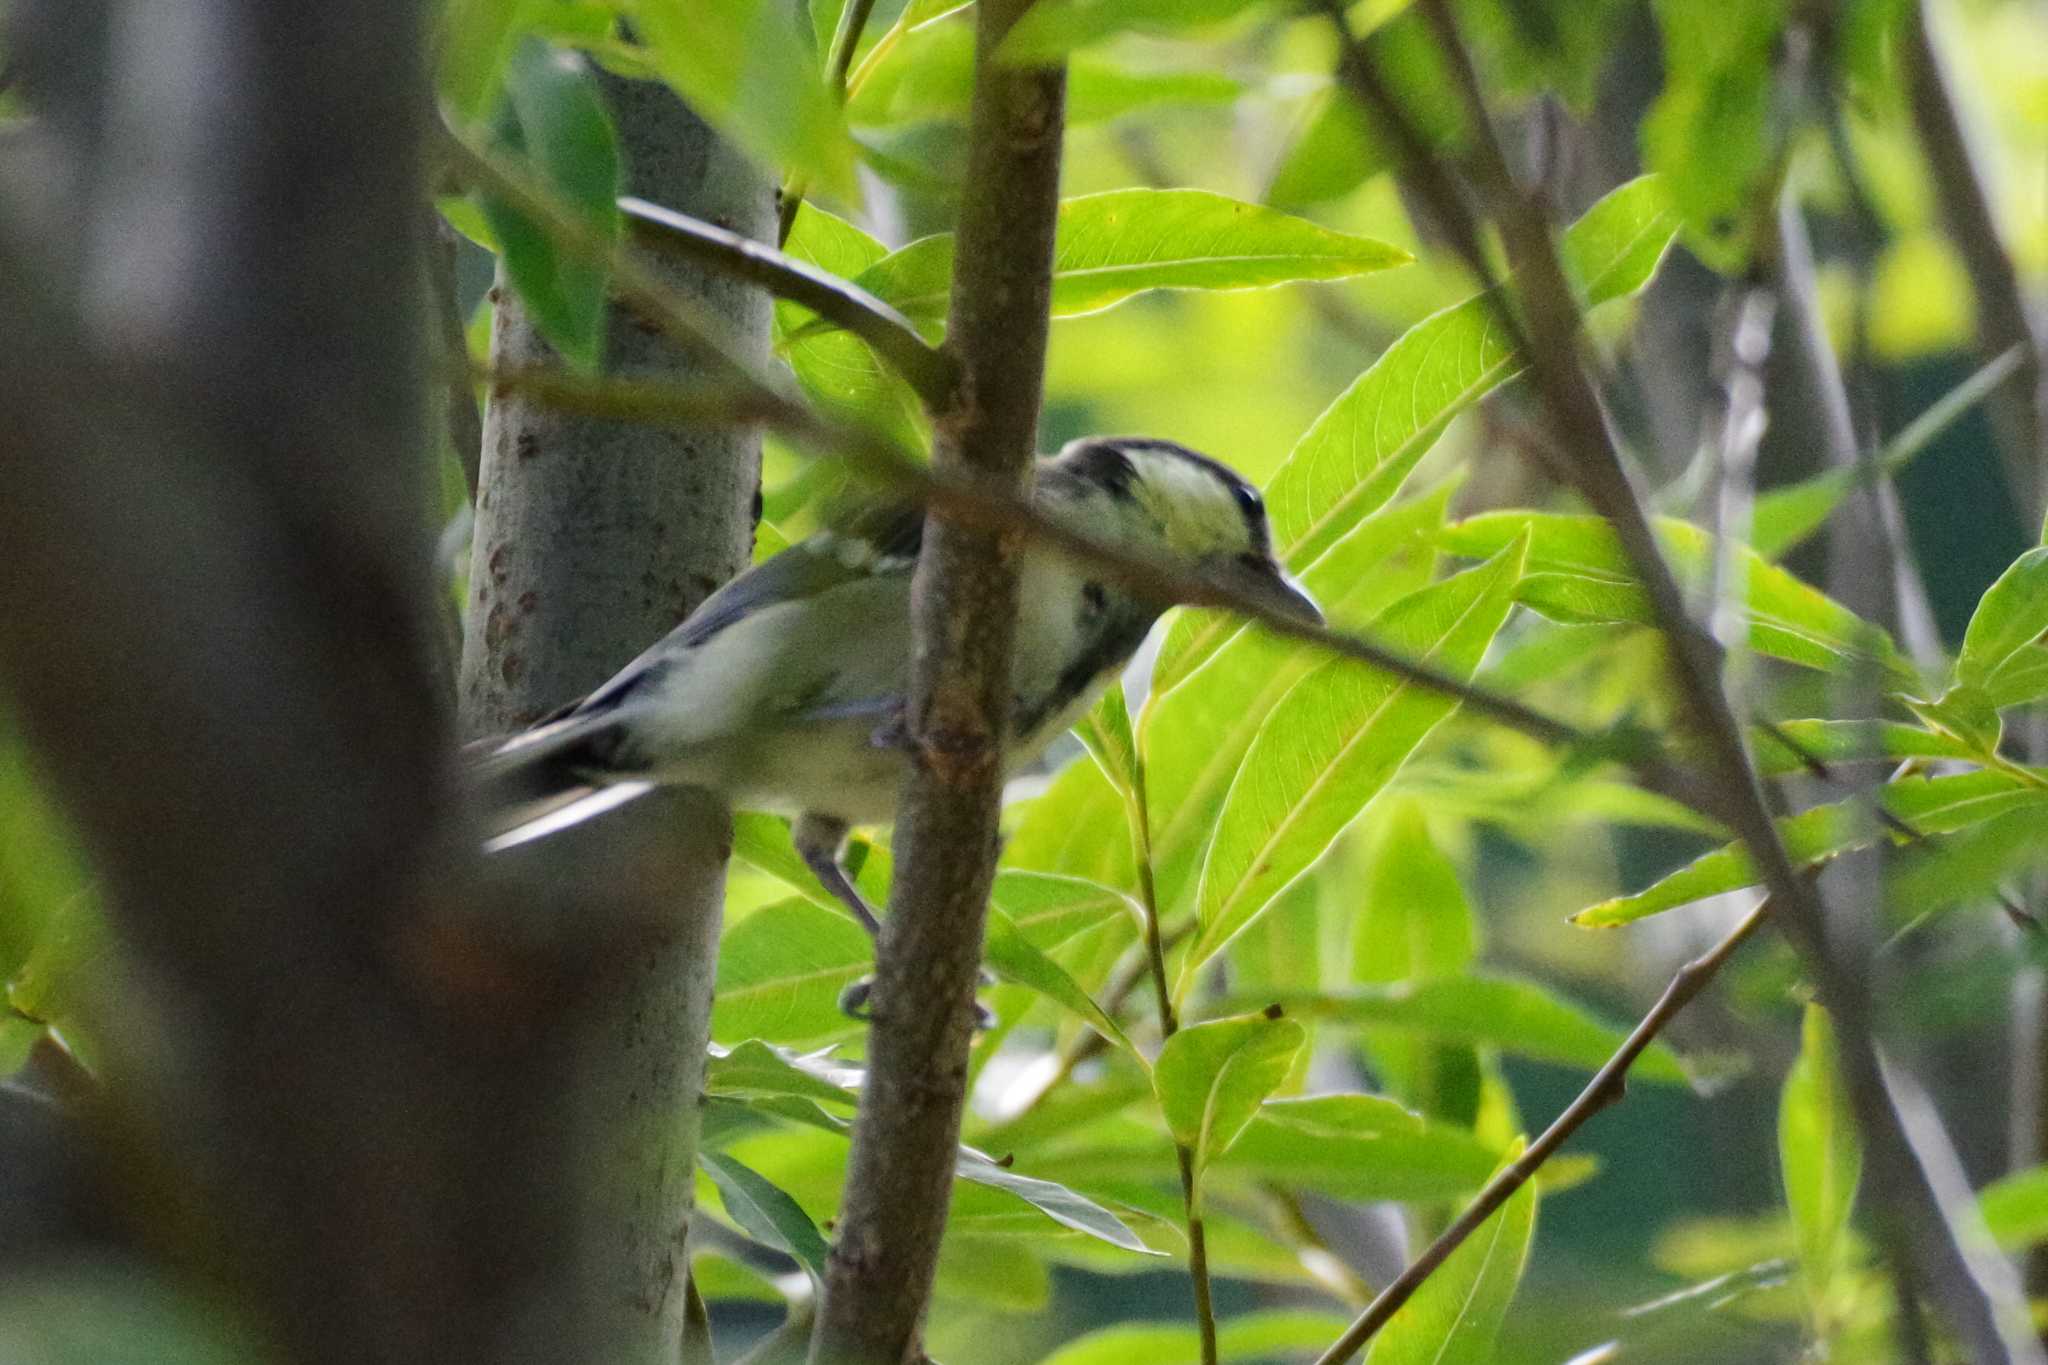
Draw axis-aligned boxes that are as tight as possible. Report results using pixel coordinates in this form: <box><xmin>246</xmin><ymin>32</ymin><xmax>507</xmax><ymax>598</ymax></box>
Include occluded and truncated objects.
<box><xmin>459</xmin><ymin>69</ymin><xmax>770</xmax><ymax>1362</ymax></box>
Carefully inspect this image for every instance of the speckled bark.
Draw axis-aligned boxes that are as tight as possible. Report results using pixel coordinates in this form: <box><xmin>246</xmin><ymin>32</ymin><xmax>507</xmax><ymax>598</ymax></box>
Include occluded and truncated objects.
<box><xmin>460</xmin><ymin>72</ymin><xmax>770</xmax><ymax>1363</ymax></box>
<box><xmin>808</xmin><ymin>4</ymin><xmax>1066</xmax><ymax>1362</ymax></box>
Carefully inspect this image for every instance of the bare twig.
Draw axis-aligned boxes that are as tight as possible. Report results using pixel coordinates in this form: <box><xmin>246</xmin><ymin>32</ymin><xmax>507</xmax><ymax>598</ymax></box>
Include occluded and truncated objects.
<box><xmin>778</xmin><ymin>0</ymin><xmax>881</xmax><ymax>245</ymax></box>
<box><xmin>1903</xmin><ymin>0</ymin><xmax>2048</xmax><ymax>532</ymax></box>
<box><xmin>621</xmin><ymin>195</ymin><xmax>960</xmax><ymax>407</ymax></box>
<box><xmin>808</xmin><ymin>2</ymin><xmax>1067</xmax><ymax>1359</ymax></box>
<box><xmin>1313</xmin><ymin>897</ymin><xmax>1774</xmax><ymax>1363</ymax></box>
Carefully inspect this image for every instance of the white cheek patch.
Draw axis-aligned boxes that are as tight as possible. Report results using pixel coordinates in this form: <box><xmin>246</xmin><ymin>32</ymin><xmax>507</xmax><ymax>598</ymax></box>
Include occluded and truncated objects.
<box><xmin>1128</xmin><ymin>450</ymin><xmax>1250</xmax><ymax>557</ymax></box>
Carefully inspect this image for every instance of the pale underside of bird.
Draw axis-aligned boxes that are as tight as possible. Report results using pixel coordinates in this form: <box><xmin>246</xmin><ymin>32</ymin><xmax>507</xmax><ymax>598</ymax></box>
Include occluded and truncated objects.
<box><xmin>467</xmin><ymin>435</ymin><xmax>1319</xmax><ymax>932</ymax></box>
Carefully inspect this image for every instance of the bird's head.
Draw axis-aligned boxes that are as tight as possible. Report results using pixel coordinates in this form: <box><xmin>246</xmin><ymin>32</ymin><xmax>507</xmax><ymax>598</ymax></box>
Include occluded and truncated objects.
<box><xmin>1043</xmin><ymin>436</ymin><xmax>1323</xmax><ymax>626</ymax></box>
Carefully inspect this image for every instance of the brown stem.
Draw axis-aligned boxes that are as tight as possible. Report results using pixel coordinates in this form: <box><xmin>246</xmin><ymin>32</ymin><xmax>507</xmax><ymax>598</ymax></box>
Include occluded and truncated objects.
<box><xmin>1312</xmin><ymin>898</ymin><xmax>1774</xmax><ymax>1363</ymax></box>
<box><xmin>807</xmin><ymin>3</ymin><xmax>1067</xmax><ymax>1360</ymax></box>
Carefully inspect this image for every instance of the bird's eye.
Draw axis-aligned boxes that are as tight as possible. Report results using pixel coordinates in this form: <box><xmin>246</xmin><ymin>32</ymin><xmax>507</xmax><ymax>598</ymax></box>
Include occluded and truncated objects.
<box><xmin>1231</xmin><ymin>482</ymin><xmax>1263</xmax><ymax>517</ymax></box>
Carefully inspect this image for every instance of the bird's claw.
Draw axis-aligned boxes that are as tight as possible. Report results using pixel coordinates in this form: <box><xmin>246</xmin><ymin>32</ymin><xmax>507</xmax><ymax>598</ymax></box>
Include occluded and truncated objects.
<box><xmin>836</xmin><ymin>973</ymin><xmax>998</xmax><ymax>1031</ymax></box>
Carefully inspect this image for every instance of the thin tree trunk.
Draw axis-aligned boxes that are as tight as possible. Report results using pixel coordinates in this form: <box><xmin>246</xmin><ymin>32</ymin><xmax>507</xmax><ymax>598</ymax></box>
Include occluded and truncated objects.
<box><xmin>459</xmin><ymin>69</ymin><xmax>770</xmax><ymax>1362</ymax></box>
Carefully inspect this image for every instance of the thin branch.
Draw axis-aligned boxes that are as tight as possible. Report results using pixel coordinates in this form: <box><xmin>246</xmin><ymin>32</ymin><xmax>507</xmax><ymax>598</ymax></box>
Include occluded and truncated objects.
<box><xmin>1903</xmin><ymin>0</ymin><xmax>2048</xmax><ymax>533</ymax></box>
<box><xmin>1123</xmin><ymin>756</ymin><xmax>1218</xmax><ymax>1364</ymax></box>
<box><xmin>809</xmin><ymin>2</ymin><xmax>1067</xmax><ymax>1359</ymax></box>
<box><xmin>1326</xmin><ymin>4</ymin><xmax>2045</xmax><ymax>1359</ymax></box>
<box><xmin>620</xmin><ymin>195</ymin><xmax>960</xmax><ymax>407</ymax></box>
<box><xmin>778</xmin><ymin>0</ymin><xmax>881</xmax><ymax>245</ymax></box>
<box><xmin>1313</xmin><ymin>896</ymin><xmax>1774</xmax><ymax>1363</ymax></box>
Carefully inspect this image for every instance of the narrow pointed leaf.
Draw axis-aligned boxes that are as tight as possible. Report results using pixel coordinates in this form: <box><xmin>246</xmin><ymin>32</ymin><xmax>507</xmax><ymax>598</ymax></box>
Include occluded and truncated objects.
<box><xmin>1960</xmin><ymin>547</ymin><xmax>2048</xmax><ymax>695</ymax></box>
<box><xmin>1185</xmin><ymin>538</ymin><xmax>1524</xmax><ymax>972</ymax></box>
<box><xmin>954</xmin><ymin>1148</ymin><xmax>1161</xmax><ymax>1256</ymax></box>
<box><xmin>1779</xmin><ymin>1004</ymin><xmax>1861</xmax><ymax>1321</ymax></box>
<box><xmin>701</xmin><ymin>1150</ymin><xmax>832</xmax><ymax>1280</ymax></box>
<box><xmin>983</xmin><ymin>907</ymin><xmax>1139</xmax><ymax>1059</ymax></box>
<box><xmin>1264</xmin><ymin>176</ymin><xmax>1677</xmax><ymax>578</ymax></box>
<box><xmin>1575</xmin><ymin>770</ymin><xmax>2048</xmax><ymax>927</ymax></box>
<box><xmin>1153</xmin><ymin>1013</ymin><xmax>1306</xmax><ymax>1177</ymax></box>
<box><xmin>1366</xmin><ymin>1139</ymin><xmax>1537</xmax><ymax>1364</ymax></box>
<box><xmin>842</xmin><ymin>189</ymin><xmax>1408</xmax><ymax>335</ymax></box>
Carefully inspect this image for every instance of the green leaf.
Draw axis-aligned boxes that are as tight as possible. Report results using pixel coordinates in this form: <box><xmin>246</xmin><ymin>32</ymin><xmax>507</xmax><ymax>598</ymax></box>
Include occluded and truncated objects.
<box><xmin>774</xmin><ymin>203</ymin><xmax>928</xmax><ymax>453</ymax></box>
<box><xmin>1074</xmin><ymin>684</ymin><xmax>1137</xmax><ymax>796</ymax></box>
<box><xmin>935</xmin><ymin>1236</ymin><xmax>1052</xmax><ymax>1311</ymax></box>
<box><xmin>1035</xmin><ymin>1310</ymin><xmax>1352</xmax><ymax>1365</ymax></box>
<box><xmin>851</xmin><ymin>21</ymin><xmax>1240</xmax><ymax>127</ymax></box>
<box><xmin>1441</xmin><ymin>511</ymin><xmax>1914</xmax><ymax>683</ymax></box>
<box><xmin>1142</xmin><ymin>486</ymin><xmax>1450</xmax><ymax>908</ymax></box>
<box><xmin>700</xmin><ymin>1150</ymin><xmax>832</xmax><ymax>1280</ymax></box>
<box><xmin>704</xmin><ymin>1039</ymin><xmax>859</xmax><ymax>1107</ymax></box>
<box><xmin>1779</xmin><ymin>1004</ymin><xmax>1861</xmax><ymax>1326</ymax></box>
<box><xmin>625</xmin><ymin>0</ymin><xmax>858</xmax><ymax>199</ymax></box>
<box><xmin>1153</xmin><ymin>1012</ymin><xmax>1307</xmax><ymax>1183</ymax></box>
<box><xmin>1886</xmin><ymin>803</ymin><xmax>2048</xmax><ymax>921</ymax></box>
<box><xmin>1751</xmin><ymin>719</ymin><xmax>1975</xmax><ymax>777</ymax></box>
<box><xmin>954</xmin><ymin>1148</ymin><xmax>1161</xmax><ymax>1255</ymax></box>
<box><xmin>1366</xmin><ymin>1138</ymin><xmax>1537</xmax><ymax>1365</ymax></box>
<box><xmin>1184</xmin><ymin>538</ymin><xmax>1525</xmax><ymax>974</ymax></box>
<box><xmin>1980</xmin><ymin>1164</ymin><xmax>2048</xmax><ymax>1252</ymax></box>
<box><xmin>1575</xmin><ymin>770</ymin><xmax>2048</xmax><ymax>928</ymax></box>
<box><xmin>1252</xmin><ymin>974</ymin><xmax>1695</xmax><ymax>1085</ymax></box>
<box><xmin>479</xmin><ymin>39</ymin><xmax>622</xmax><ymax>371</ymax></box>
<box><xmin>438</xmin><ymin>0</ymin><xmax>544</xmax><ymax>121</ymax></box>
<box><xmin>842</xmin><ymin>190</ymin><xmax>1410</xmax><ymax>335</ymax></box>
<box><xmin>1960</xmin><ymin>547</ymin><xmax>2048</xmax><ymax>695</ymax></box>
<box><xmin>710</xmin><ymin>897</ymin><xmax>872</xmax><ymax>1046</ymax></box>
<box><xmin>1640</xmin><ymin>0</ymin><xmax>1787</xmax><ymax>272</ymax></box>
<box><xmin>1215</xmin><ymin>1094</ymin><xmax>1502</xmax><ymax>1202</ymax></box>
<box><xmin>983</xmin><ymin>907</ymin><xmax>1138</xmax><ymax>1059</ymax></box>
<box><xmin>1002</xmin><ymin>0</ymin><xmax>1272</xmax><ymax>60</ymax></box>
<box><xmin>1266</xmin><ymin>15</ymin><xmax>1462</xmax><ymax>207</ymax></box>
<box><xmin>1263</xmin><ymin>176</ymin><xmax>1677</xmax><ymax>579</ymax></box>
<box><xmin>1901</xmin><ymin>683</ymin><xmax>2002</xmax><ymax>755</ymax></box>
<box><xmin>1352</xmin><ymin>800</ymin><xmax>1477</xmax><ymax>983</ymax></box>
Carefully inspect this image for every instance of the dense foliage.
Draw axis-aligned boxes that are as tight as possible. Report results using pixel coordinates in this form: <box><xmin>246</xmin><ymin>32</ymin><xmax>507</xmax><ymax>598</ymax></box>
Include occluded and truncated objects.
<box><xmin>7</xmin><ymin>0</ymin><xmax>2048</xmax><ymax>1362</ymax></box>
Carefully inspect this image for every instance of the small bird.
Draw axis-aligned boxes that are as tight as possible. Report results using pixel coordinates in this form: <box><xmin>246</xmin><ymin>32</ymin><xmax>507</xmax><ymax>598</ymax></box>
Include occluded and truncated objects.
<box><xmin>470</xmin><ymin>436</ymin><xmax>1320</xmax><ymax>932</ymax></box>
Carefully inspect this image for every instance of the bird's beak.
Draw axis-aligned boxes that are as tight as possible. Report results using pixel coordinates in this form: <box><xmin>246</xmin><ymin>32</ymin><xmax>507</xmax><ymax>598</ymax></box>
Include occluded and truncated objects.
<box><xmin>1217</xmin><ymin>554</ymin><xmax>1323</xmax><ymax>626</ymax></box>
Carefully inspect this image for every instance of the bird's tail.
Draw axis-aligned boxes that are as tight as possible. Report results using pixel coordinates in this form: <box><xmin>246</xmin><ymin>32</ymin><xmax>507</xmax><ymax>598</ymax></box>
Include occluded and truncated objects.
<box><xmin>464</xmin><ymin>715</ymin><xmax>656</xmax><ymax>851</ymax></box>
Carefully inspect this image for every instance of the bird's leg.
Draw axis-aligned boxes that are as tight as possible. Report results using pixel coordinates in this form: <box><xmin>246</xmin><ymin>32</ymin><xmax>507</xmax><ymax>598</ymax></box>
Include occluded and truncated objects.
<box><xmin>792</xmin><ymin>812</ymin><xmax>880</xmax><ymax>936</ymax></box>
<box><xmin>793</xmin><ymin>809</ymin><xmax>996</xmax><ymax>1029</ymax></box>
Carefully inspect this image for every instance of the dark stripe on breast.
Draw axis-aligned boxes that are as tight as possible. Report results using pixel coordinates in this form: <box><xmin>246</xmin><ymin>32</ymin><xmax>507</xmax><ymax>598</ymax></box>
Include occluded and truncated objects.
<box><xmin>1012</xmin><ymin>604</ymin><xmax>1158</xmax><ymax>739</ymax></box>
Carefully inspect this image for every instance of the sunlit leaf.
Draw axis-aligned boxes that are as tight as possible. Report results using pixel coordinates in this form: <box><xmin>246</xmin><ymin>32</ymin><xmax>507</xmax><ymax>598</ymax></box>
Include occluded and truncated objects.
<box><xmin>1980</xmin><ymin>1164</ymin><xmax>2048</xmax><ymax>1252</ymax></box>
<box><xmin>1750</xmin><ymin>719</ymin><xmax>1974</xmax><ymax>777</ymax></box>
<box><xmin>1365</xmin><ymin>1138</ymin><xmax>1537</xmax><ymax>1364</ymax></box>
<box><xmin>1184</xmin><ymin>538</ymin><xmax>1524</xmax><ymax>974</ymax></box>
<box><xmin>1959</xmin><ymin>547</ymin><xmax>2048</xmax><ymax>696</ymax></box>
<box><xmin>439</xmin><ymin>0</ymin><xmax>544</xmax><ymax>121</ymax></box>
<box><xmin>701</xmin><ymin>1150</ymin><xmax>832</xmax><ymax>1280</ymax></box>
<box><xmin>1074</xmin><ymin>684</ymin><xmax>1137</xmax><ymax>796</ymax></box>
<box><xmin>1153</xmin><ymin>1012</ymin><xmax>1306</xmax><ymax>1184</ymax></box>
<box><xmin>1575</xmin><ymin>770</ymin><xmax>2048</xmax><ymax>927</ymax></box>
<box><xmin>1034</xmin><ymin>1310</ymin><xmax>1351</xmax><ymax>1365</ymax></box>
<box><xmin>984</xmin><ymin>907</ymin><xmax>1138</xmax><ymax>1058</ymax></box>
<box><xmin>710</xmin><ymin>897</ymin><xmax>871</xmax><ymax>1046</ymax></box>
<box><xmin>1263</xmin><ymin>175</ymin><xmax>1677</xmax><ymax>577</ymax></box>
<box><xmin>1779</xmin><ymin>1004</ymin><xmax>1861</xmax><ymax>1328</ymax></box>
<box><xmin>1248</xmin><ymin>973</ymin><xmax>1695</xmax><ymax>1085</ymax></box>
<box><xmin>625</xmin><ymin>0</ymin><xmax>859</xmax><ymax>199</ymax></box>
<box><xmin>479</xmin><ymin>39</ymin><xmax>621</xmax><ymax>370</ymax></box>
<box><xmin>841</xmin><ymin>190</ymin><xmax>1410</xmax><ymax>335</ymax></box>
<box><xmin>704</xmin><ymin>1039</ymin><xmax>859</xmax><ymax>1107</ymax></box>
<box><xmin>1441</xmin><ymin>511</ymin><xmax>1915</xmax><ymax>683</ymax></box>
<box><xmin>1886</xmin><ymin>803</ymin><xmax>2048</xmax><ymax>921</ymax></box>
<box><xmin>954</xmin><ymin>1148</ymin><xmax>1161</xmax><ymax>1255</ymax></box>
<box><xmin>1217</xmin><ymin>1094</ymin><xmax>1501</xmax><ymax>1201</ymax></box>
<box><xmin>1142</xmin><ymin>484</ymin><xmax>1452</xmax><ymax>914</ymax></box>
<box><xmin>1267</xmin><ymin>15</ymin><xmax>1461</xmax><ymax>207</ymax></box>
<box><xmin>775</xmin><ymin>203</ymin><xmax>928</xmax><ymax>453</ymax></box>
<box><xmin>1002</xmin><ymin>0</ymin><xmax>1272</xmax><ymax>60</ymax></box>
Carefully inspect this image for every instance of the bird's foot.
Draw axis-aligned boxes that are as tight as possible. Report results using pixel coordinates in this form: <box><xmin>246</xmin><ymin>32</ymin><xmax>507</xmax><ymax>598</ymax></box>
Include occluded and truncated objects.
<box><xmin>837</xmin><ymin>973</ymin><xmax>998</xmax><ymax>1030</ymax></box>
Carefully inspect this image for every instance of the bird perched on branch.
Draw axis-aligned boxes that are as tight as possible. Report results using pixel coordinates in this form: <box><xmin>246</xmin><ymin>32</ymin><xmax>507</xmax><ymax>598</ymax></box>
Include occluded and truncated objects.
<box><xmin>469</xmin><ymin>435</ymin><xmax>1319</xmax><ymax>934</ymax></box>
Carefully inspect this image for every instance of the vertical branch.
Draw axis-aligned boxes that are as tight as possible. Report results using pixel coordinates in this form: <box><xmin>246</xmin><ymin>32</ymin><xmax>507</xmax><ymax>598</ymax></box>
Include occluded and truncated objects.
<box><xmin>459</xmin><ymin>71</ymin><xmax>771</xmax><ymax>1362</ymax></box>
<box><xmin>809</xmin><ymin>3</ymin><xmax>1066</xmax><ymax>1361</ymax></box>
<box><xmin>1904</xmin><ymin>0</ymin><xmax>2048</xmax><ymax>532</ymax></box>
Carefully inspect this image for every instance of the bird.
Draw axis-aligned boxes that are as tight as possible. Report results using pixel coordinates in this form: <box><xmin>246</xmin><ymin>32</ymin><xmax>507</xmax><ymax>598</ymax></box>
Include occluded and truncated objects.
<box><xmin>468</xmin><ymin>435</ymin><xmax>1321</xmax><ymax>934</ymax></box>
